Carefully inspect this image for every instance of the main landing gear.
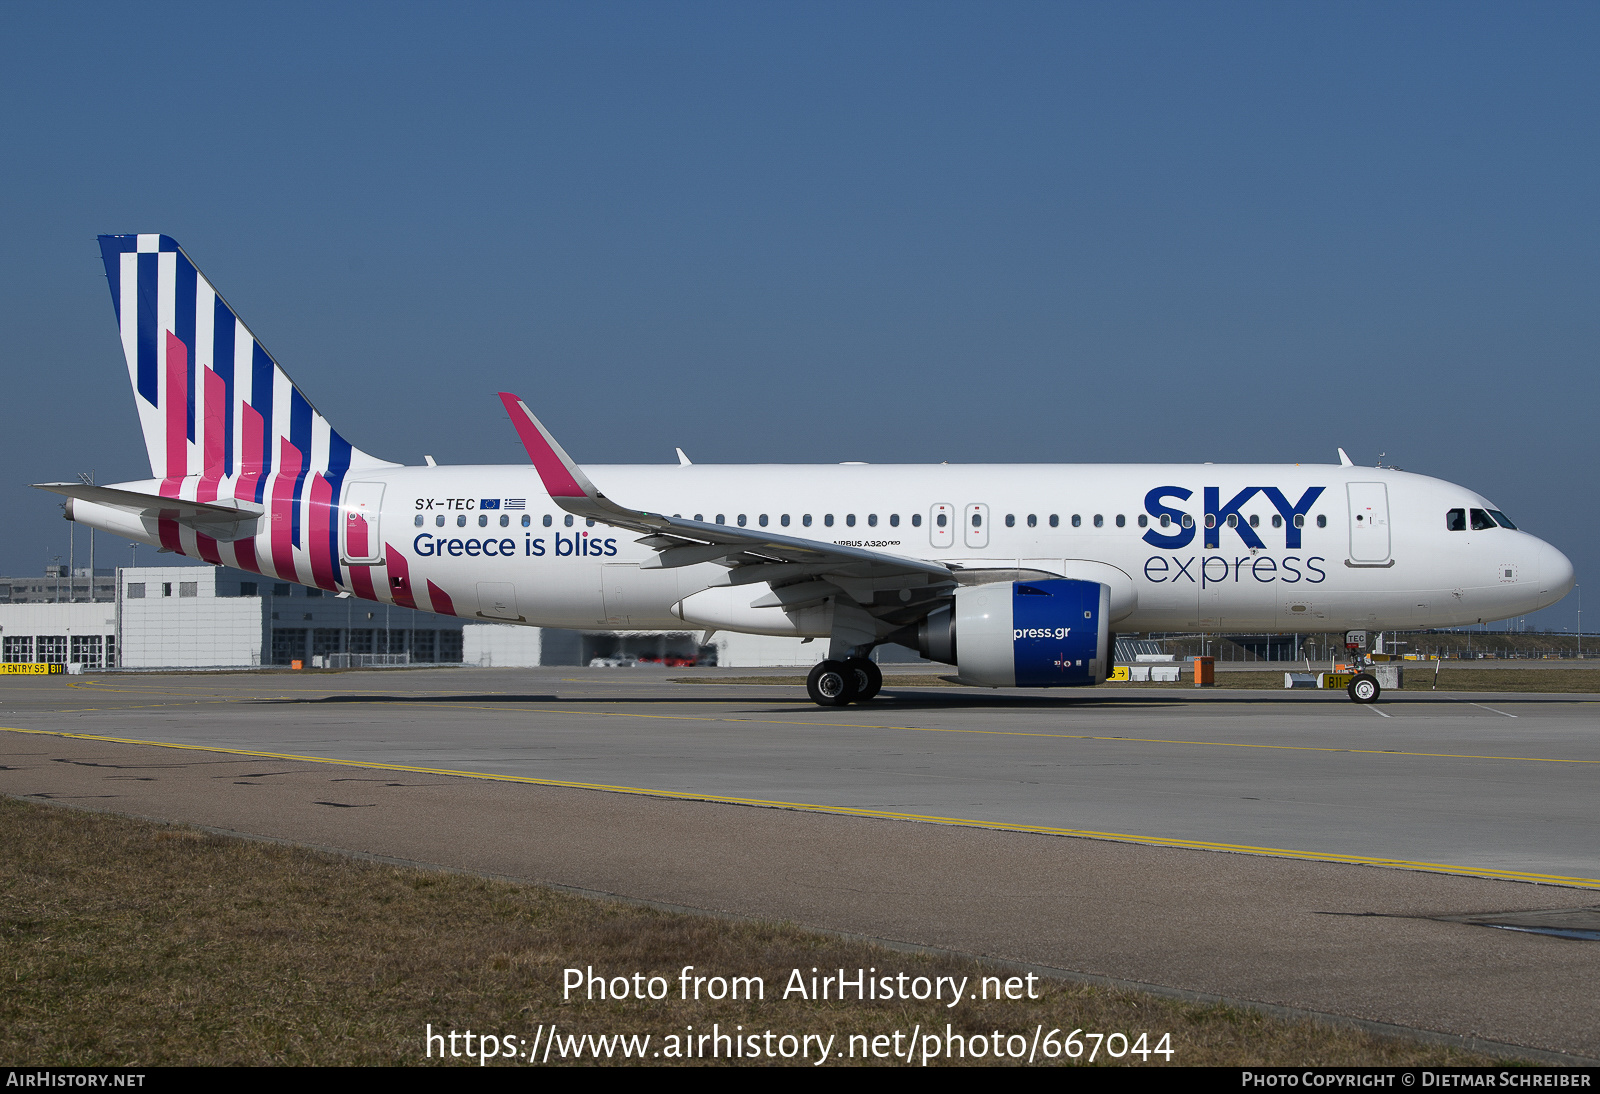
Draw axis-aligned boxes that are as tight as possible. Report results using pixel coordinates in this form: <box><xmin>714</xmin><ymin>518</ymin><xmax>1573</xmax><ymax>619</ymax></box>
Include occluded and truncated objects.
<box><xmin>806</xmin><ymin>657</ymin><xmax>883</xmax><ymax>706</ymax></box>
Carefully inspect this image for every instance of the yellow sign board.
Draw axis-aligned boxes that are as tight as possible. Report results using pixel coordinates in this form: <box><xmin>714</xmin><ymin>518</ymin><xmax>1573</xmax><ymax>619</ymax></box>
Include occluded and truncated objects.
<box><xmin>1107</xmin><ymin>666</ymin><xmax>1130</xmax><ymax>681</ymax></box>
<box><xmin>1</xmin><ymin>663</ymin><xmax>64</xmax><ymax>675</ymax></box>
<box><xmin>1321</xmin><ymin>673</ymin><xmax>1354</xmax><ymax>689</ymax></box>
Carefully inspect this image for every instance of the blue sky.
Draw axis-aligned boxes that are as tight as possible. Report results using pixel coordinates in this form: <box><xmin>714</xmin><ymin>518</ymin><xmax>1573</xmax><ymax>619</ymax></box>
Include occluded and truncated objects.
<box><xmin>2</xmin><ymin>2</ymin><xmax>1594</xmax><ymax>630</ymax></box>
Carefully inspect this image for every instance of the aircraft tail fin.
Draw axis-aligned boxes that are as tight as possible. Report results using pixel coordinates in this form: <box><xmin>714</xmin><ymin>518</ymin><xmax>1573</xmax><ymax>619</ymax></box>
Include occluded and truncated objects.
<box><xmin>96</xmin><ymin>234</ymin><xmax>397</xmax><ymax>501</ymax></box>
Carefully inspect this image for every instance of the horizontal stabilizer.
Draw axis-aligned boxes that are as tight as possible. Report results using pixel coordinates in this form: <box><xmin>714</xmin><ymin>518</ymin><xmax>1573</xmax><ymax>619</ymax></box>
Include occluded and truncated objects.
<box><xmin>33</xmin><ymin>482</ymin><xmax>264</xmax><ymax>521</ymax></box>
<box><xmin>35</xmin><ymin>482</ymin><xmax>264</xmax><ymax>542</ymax></box>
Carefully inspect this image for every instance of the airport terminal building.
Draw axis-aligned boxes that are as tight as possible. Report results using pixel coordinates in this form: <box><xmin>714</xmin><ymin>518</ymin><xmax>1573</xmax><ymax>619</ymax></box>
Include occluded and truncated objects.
<box><xmin>0</xmin><ymin>565</ymin><xmax>824</xmax><ymax>670</ymax></box>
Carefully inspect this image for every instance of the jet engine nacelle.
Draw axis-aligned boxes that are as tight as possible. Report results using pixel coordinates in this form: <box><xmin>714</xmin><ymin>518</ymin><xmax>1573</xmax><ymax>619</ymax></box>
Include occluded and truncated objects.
<box><xmin>917</xmin><ymin>579</ymin><xmax>1111</xmax><ymax>688</ymax></box>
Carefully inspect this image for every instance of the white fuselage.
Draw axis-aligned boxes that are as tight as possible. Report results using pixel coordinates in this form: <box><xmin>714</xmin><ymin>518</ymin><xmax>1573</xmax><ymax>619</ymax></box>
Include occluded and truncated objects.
<box><xmin>77</xmin><ymin>461</ymin><xmax>1573</xmax><ymax>639</ymax></box>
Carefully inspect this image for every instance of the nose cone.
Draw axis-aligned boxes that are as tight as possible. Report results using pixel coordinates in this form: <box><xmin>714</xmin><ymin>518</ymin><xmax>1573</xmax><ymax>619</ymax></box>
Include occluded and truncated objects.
<box><xmin>1536</xmin><ymin>538</ymin><xmax>1576</xmax><ymax>608</ymax></box>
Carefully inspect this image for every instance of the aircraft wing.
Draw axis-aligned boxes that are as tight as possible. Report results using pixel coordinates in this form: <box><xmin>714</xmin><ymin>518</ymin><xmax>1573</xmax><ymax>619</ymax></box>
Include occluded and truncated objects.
<box><xmin>496</xmin><ymin>393</ymin><xmax>955</xmax><ymax>590</ymax></box>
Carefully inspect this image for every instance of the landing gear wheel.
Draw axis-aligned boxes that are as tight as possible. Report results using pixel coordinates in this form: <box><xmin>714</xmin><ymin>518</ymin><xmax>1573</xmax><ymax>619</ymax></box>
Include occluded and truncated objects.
<box><xmin>807</xmin><ymin>660</ymin><xmax>859</xmax><ymax>706</ymax></box>
<box><xmin>1347</xmin><ymin>673</ymin><xmax>1381</xmax><ymax>704</ymax></box>
<box><xmin>845</xmin><ymin>657</ymin><xmax>882</xmax><ymax>701</ymax></box>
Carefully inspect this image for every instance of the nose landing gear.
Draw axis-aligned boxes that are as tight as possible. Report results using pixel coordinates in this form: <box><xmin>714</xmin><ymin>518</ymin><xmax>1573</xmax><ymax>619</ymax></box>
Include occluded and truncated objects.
<box><xmin>1347</xmin><ymin>673</ymin><xmax>1381</xmax><ymax>703</ymax></box>
<box><xmin>1341</xmin><ymin>630</ymin><xmax>1384</xmax><ymax>705</ymax></box>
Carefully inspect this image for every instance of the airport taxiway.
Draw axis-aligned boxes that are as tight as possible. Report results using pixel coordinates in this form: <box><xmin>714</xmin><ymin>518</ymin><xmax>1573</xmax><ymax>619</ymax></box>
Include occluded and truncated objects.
<box><xmin>2</xmin><ymin>667</ymin><xmax>1597</xmax><ymax>1059</ymax></box>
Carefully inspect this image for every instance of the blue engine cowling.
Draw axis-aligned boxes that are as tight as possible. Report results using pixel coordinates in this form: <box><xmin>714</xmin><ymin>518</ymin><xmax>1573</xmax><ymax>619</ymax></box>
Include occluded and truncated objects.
<box><xmin>917</xmin><ymin>579</ymin><xmax>1111</xmax><ymax>688</ymax></box>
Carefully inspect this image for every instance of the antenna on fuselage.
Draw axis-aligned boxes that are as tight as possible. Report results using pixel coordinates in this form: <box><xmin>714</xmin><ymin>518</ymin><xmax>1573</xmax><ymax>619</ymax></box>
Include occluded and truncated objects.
<box><xmin>676</xmin><ymin>448</ymin><xmax>692</xmax><ymax>466</ymax></box>
<box><xmin>1337</xmin><ymin>448</ymin><xmax>1353</xmax><ymax>467</ymax></box>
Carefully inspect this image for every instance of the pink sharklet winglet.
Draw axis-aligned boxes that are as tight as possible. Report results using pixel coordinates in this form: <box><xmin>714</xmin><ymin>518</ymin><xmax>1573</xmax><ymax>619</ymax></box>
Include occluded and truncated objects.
<box><xmin>496</xmin><ymin>392</ymin><xmax>592</xmax><ymax>499</ymax></box>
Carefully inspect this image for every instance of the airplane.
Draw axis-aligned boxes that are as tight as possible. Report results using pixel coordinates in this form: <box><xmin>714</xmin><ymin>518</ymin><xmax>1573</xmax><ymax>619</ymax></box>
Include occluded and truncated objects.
<box><xmin>36</xmin><ymin>234</ymin><xmax>1577</xmax><ymax>706</ymax></box>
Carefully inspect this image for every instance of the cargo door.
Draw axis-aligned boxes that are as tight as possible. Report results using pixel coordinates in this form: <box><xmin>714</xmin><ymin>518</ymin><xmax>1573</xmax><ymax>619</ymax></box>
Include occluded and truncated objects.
<box><xmin>341</xmin><ymin>482</ymin><xmax>385</xmax><ymax>565</ymax></box>
<box><xmin>476</xmin><ymin>581</ymin><xmax>523</xmax><ymax>621</ymax></box>
<box><xmin>1347</xmin><ymin>483</ymin><xmax>1391</xmax><ymax>564</ymax></box>
<box><xmin>601</xmin><ymin>564</ymin><xmax>631</xmax><ymax>625</ymax></box>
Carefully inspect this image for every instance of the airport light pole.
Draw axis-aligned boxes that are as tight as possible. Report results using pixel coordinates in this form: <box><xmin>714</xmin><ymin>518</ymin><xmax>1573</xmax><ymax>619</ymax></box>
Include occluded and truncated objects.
<box><xmin>79</xmin><ymin>471</ymin><xmax>95</xmax><ymax>599</ymax></box>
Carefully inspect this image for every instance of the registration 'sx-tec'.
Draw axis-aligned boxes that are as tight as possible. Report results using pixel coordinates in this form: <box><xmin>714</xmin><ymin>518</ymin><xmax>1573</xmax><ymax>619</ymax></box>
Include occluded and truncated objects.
<box><xmin>39</xmin><ymin>236</ymin><xmax>1576</xmax><ymax>705</ymax></box>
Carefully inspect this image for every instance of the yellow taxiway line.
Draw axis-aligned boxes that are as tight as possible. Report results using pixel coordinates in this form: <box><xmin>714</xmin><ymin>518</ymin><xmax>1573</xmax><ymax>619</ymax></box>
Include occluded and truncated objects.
<box><xmin>4</xmin><ymin>725</ymin><xmax>1597</xmax><ymax>890</ymax></box>
<box><xmin>46</xmin><ymin>680</ymin><xmax>1600</xmax><ymax>766</ymax></box>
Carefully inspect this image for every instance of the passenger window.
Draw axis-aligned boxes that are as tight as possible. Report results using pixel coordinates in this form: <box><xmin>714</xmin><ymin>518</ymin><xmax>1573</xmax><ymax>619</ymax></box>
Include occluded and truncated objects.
<box><xmin>564</xmin><ymin>515</ymin><xmax>574</xmax><ymax>527</ymax></box>
<box><xmin>694</xmin><ymin>513</ymin><xmax>703</xmax><ymax>522</ymax></box>
<box><xmin>890</xmin><ymin>514</ymin><xmax>900</xmax><ymax>527</ymax></box>
<box><xmin>1072</xmin><ymin>515</ymin><xmax>1081</xmax><ymax>527</ymax></box>
<box><xmin>781</xmin><ymin>514</ymin><xmax>790</xmax><ymax>527</ymax></box>
<box><xmin>845</xmin><ymin>514</ymin><xmax>856</xmax><ymax>527</ymax></box>
<box><xmin>1249</xmin><ymin>514</ymin><xmax>1259</xmax><ymax>528</ymax></box>
<box><xmin>1115</xmin><ymin>514</ymin><xmax>1126</xmax><ymax>528</ymax></box>
<box><xmin>436</xmin><ymin>515</ymin><xmax>446</xmax><ymax>527</ymax></box>
<box><xmin>936</xmin><ymin>513</ymin><xmax>947</xmax><ymax>528</ymax></box>
<box><xmin>1160</xmin><ymin>515</ymin><xmax>1171</xmax><ymax>528</ymax></box>
<box><xmin>1226</xmin><ymin>514</ymin><xmax>1237</xmax><ymax>528</ymax></box>
<box><xmin>1005</xmin><ymin>514</ymin><xmax>1015</xmax><ymax>528</ymax></box>
<box><xmin>803</xmin><ymin>514</ymin><xmax>813</xmax><ymax>527</ymax></box>
<box><xmin>971</xmin><ymin>513</ymin><xmax>982</xmax><ymax>527</ymax></box>
<box><xmin>521</xmin><ymin>515</ymin><xmax>531</xmax><ymax>527</ymax></box>
<box><xmin>586</xmin><ymin>519</ymin><xmax>595</xmax><ymax>528</ymax></box>
<box><xmin>1181</xmin><ymin>514</ymin><xmax>1194</xmax><ymax>528</ymax></box>
<box><xmin>1316</xmin><ymin>515</ymin><xmax>1326</xmax><ymax>528</ymax></box>
<box><xmin>737</xmin><ymin>514</ymin><xmax>746</xmax><ymax>527</ymax></box>
<box><xmin>911</xmin><ymin>513</ymin><xmax>922</xmax><ymax>527</ymax></box>
<box><xmin>759</xmin><ymin>514</ymin><xmax>768</xmax><ymax>527</ymax></box>
<box><xmin>457</xmin><ymin>515</ymin><xmax>467</xmax><ymax>527</ymax></box>
<box><xmin>1294</xmin><ymin>515</ymin><xmax>1305</xmax><ymax>529</ymax></box>
<box><xmin>867</xmin><ymin>514</ymin><xmax>877</xmax><ymax>527</ymax></box>
<box><xmin>1470</xmin><ymin>508</ymin><xmax>1496</xmax><ymax>531</ymax></box>
<box><xmin>1271</xmin><ymin>514</ymin><xmax>1282</xmax><ymax>529</ymax></box>
<box><xmin>413</xmin><ymin>515</ymin><xmax>423</xmax><ymax>527</ymax></box>
<box><xmin>500</xmin><ymin>514</ymin><xmax>509</xmax><ymax>527</ymax></box>
<box><xmin>1093</xmin><ymin>514</ymin><xmax>1104</xmax><ymax>528</ymax></box>
<box><xmin>824</xmin><ymin>514</ymin><xmax>834</xmax><ymax>527</ymax></box>
<box><xmin>715</xmin><ymin>514</ymin><xmax>725</xmax><ymax>524</ymax></box>
<box><xmin>1138</xmin><ymin>514</ymin><xmax>1148</xmax><ymax>528</ymax></box>
<box><xmin>1027</xmin><ymin>514</ymin><xmax>1037</xmax><ymax>527</ymax></box>
<box><xmin>542</xmin><ymin>514</ymin><xmax>552</xmax><ymax>527</ymax></box>
<box><xmin>477</xmin><ymin>515</ymin><xmax>487</xmax><ymax>527</ymax></box>
<box><xmin>1488</xmin><ymin>510</ymin><xmax>1517</xmax><ymax>530</ymax></box>
<box><xmin>1049</xmin><ymin>514</ymin><xmax>1059</xmax><ymax>528</ymax></box>
<box><xmin>1204</xmin><ymin>514</ymin><xmax>1216</xmax><ymax>529</ymax></box>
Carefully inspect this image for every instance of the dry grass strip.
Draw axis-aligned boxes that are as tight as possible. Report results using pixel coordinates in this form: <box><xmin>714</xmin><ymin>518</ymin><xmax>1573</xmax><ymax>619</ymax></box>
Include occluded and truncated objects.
<box><xmin>0</xmin><ymin>798</ymin><xmax>1515</xmax><ymax>1067</ymax></box>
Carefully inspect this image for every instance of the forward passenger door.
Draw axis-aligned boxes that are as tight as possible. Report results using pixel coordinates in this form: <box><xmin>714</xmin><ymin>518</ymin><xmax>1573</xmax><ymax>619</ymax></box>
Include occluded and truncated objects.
<box><xmin>1347</xmin><ymin>483</ymin><xmax>1391</xmax><ymax>565</ymax></box>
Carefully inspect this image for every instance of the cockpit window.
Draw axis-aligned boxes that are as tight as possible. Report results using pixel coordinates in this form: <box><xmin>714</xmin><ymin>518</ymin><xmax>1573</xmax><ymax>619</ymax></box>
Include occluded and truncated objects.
<box><xmin>1470</xmin><ymin>508</ymin><xmax>1497</xmax><ymax>531</ymax></box>
<box><xmin>1446</xmin><ymin>508</ymin><xmax>1466</xmax><ymax>531</ymax></box>
<box><xmin>1488</xmin><ymin>510</ymin><xmax>1518</xmax><ymax>530</ymax></box>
